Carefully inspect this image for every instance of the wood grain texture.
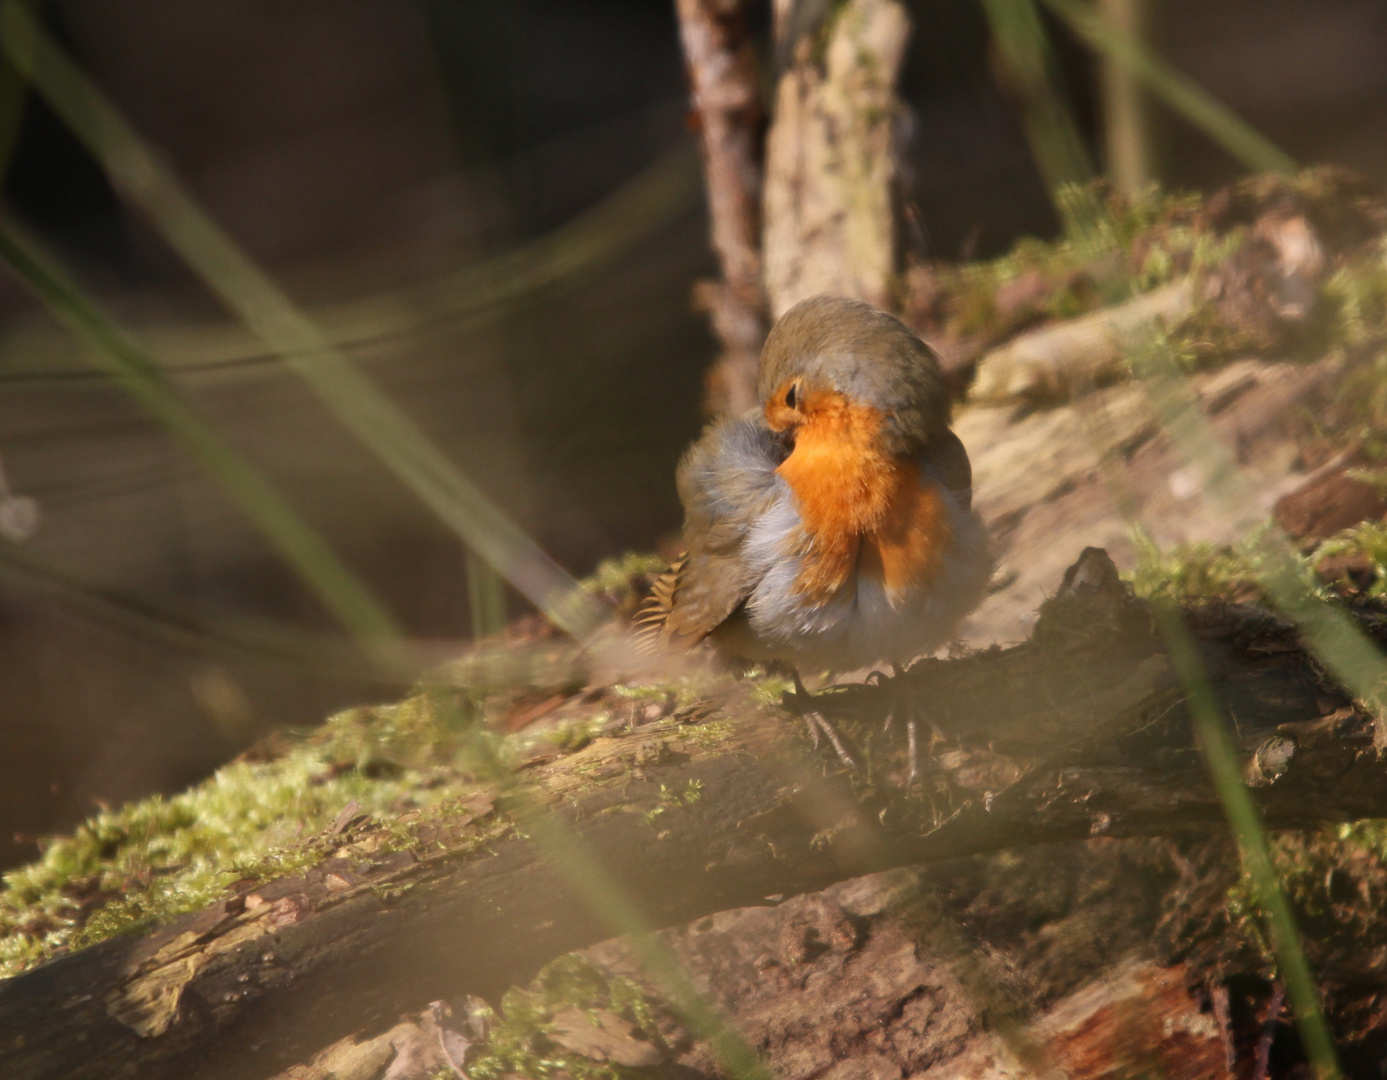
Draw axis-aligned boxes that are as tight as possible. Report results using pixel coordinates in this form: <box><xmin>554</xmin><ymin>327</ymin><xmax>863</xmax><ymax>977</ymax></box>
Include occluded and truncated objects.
<box><xmin>762</xmin><ymin>0</ymin><xmax>911</xmax><ymax>319</ymax></box>
<box><xmin>3</xmin><ymin>553</ymin><xmax>1384</xmax><ymax>1079</ymax></box>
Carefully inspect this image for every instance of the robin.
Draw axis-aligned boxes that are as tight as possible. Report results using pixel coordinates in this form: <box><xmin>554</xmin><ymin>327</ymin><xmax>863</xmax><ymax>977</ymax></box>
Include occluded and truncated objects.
<box><xmin>638</xmin><ymin>295</ymin><xmax>992</xmax><ymax>705</ymax></box>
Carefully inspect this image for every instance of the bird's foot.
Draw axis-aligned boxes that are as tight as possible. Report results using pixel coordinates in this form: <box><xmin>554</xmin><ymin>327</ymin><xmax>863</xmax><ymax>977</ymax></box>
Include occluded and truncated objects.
<box><xmin>780</xmin><ymin>670</ymin><xmax>816</xmax><ymax>715</ymax></box>
<box><xmin>806</xmin><ymin>712</ymin><xmax>858</xmax><ymax>771</ymax></box>
<box><xmin>906</xmin><ymin>717</ymin><xmax>920</xmax><ymax>786</ymax></box>
<box><xmin>875</xmin><ymin>662</ymin><xmax>942</xmax><ymax>787</ymax></box>
<box><xmin>864</xmin><ymin>668</ymin><xmax>893</xmax><ymax>731</ymax></box>
<box><xmin>782</xmin><ymin>672</ymin><xmax>859</xmax><ymax>771</ymax></box>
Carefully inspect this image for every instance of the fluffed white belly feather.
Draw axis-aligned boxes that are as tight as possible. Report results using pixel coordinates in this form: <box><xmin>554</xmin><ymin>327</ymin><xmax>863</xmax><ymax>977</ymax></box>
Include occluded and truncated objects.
<box><xmin>737</xmin><ymin>473</ymin><xmax>993</xmax><ymax>671</ymax></box>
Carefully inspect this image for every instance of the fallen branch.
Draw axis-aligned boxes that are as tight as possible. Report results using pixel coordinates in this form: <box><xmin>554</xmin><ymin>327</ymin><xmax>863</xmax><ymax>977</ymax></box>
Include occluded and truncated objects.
<box><xmin>968</xmin><ymin>278</ymin><xmax>1194</xmax><ymax>404</ymax></box>
<box><xmin>2</xmin><ymin>551</ymin><xmax>1383</xmax><ymax>1080</ymax></box>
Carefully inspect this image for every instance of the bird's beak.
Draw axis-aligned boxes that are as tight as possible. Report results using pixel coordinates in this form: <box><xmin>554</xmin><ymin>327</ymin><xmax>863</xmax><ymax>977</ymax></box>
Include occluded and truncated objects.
<box><xmin>770</xmin><ymin>424</ymin><xmax>796</xmax><ymax>457</ymax></box>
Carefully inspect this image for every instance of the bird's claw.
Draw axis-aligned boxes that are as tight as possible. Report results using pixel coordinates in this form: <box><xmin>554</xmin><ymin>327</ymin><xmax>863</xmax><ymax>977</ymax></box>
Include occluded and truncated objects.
<box><xmin>807</xmin><ymin>712</ymin><xmax>858</xmax><ymax>771</ymax></box>
<box><xmin>873</xmin><ymin>665</ymin><xmax>932</xmax><ymax>788</ymax></box>
<box><xmin>905</xmin><ymin>718</ymin><xmax>920</xmax><ymax>786</ymax></box>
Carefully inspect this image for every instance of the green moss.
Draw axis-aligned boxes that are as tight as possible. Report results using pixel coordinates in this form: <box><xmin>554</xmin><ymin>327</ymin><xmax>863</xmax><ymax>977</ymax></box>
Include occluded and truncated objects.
<box><xmin>1315</xmin><ymin>246</ymin><xmax>1387</xmax><ymax>439</ymax></box>
<box><xmin>1164</xmin><ymin>235</ymin><xmax>1387</xmax><ymax>377</ymax></box>
<box><xmin>644</xmin><ymin>780</ymin><xmax>705</xmax><ymax>826</ymax></box>
<box><xmin>538</xmin><ymin>713</ymin><xmax>608</xmax><ymax>756</ymax></box>
<box><xmin>669</xmin><ymin>716</ymin><xmax>736</xmax><ymax>748</ymax></box>
<box><xmin>581</xmin><ymin>552</ymin><xmax>668</xmax><ymax>598</ymax></box>
<box><xmin>0</xmin><ymin>692</ymin><xmax>491</xmax><ymax>978</ymax></box>
<box><xmin>1321</xmin><ymin>242</ymin><xmax>1387</xmax><ymax>352</ymax></box>
<box><xmin>1130</xmin><ymin>518</ymin><xmax>1387</xmax><ymax>608</ymax></box>
<box><xmin>750</xmin><ymin>675</ymin><xmax>794</xmax><ymax>706</ymax></box>
<box><xmin>939</xmin><ymin>183</ymin><xmax>1214</xmax><ymax>342</ymax></box>
<box><xmin>1315</xmin><ymin>521</ymin><xmax>1387</xmax><ymax>598</ymax></box>
<box><xmin>610</xmin><ymin>668</ymin><xmax>730</xmax><ymax>710</ymax></box>
<box><xmin>436</xmin><ymin>641</ymin><xmax>589</xmax><ymax>700</ymax></box>
<box><xmin>467</xmin><ymin>953</ymin><xmax>661</xmax><ymax>1080</ymax></box>
<box><xmin>1128</xmin><ymin>541</ymin><xmax>1270</xmax><ymax>603</ymax></box>
<box><xmin>0</xmin><ymin>629</ymin><xmax>749</xmax><ymax>981</ymax></box>
<box><xmin>579</xmin><ymin>552</ymin><xmax>668</xmax><ymax>622</ymax></box>
<box><xmin>608</xmin><ymin>682</ymin><xmax>675</xmax><ymax>703</ymax></box>
<box><xmin>1224</xmin><ymin>821</ymin><xmax>1387</xmax><ymax>973</ymax></box>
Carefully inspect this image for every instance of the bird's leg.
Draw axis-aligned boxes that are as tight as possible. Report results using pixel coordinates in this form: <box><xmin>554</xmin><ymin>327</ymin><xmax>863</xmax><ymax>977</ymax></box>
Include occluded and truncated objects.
<box><xmin>899</xmin><ymin>666</ymin><xmax>921</xmax><ymax>787</ymax></box>
<box><xmin>809</xmin><ymin>712</ymin><xmax>858</xmax><ymax>772</ymax></box>
<box><xmin>906</xmin><ymin>718</ymin><xmax>920</xmax><ymax>785</ymax></box>
<box><xmin>884</xmin><ymin>662</ymin><xmax>930</xmax><ymax>786</ymax></box>
<box><xmin>796</xmin><ymin>673</ymin><xmax>822</xmax><ymax>752</ymax></box>
<box><xmin>865</xmin><ymin>668</ymin><xmax>892</xmax><ymax>733</ymax></box>
<box><xmin>786</xmin><ymin>670</ymin><xmax>858</xmax><ymax>771</ymax></box>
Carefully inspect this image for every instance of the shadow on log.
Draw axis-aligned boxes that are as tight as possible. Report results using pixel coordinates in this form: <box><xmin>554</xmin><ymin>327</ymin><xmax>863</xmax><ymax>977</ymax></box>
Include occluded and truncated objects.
<box><xmin>2</xmin><ymin>549</ymin><xmax>1384</xmax><ymax>1080</ymax></box>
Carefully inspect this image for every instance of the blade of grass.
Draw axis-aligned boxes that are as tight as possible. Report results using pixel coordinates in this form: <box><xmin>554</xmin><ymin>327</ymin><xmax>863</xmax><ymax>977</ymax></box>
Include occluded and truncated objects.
<box><xmin>0</xmin><ymin>0</ymin><xmax>608</xmax><ymax>639</ymax></box>
<box><xmin>1150</xmin><ymin>599</ymin><xmax>1341</xmax><ymax>1079</ymax></box>
<box><xmin>1128</xmin><ymin>334</ymin><xmax>1387</xmax><ymax>718</ymax></box>
<box><xmin>435</xmin><ymin>691</ymin><xmax>777</xmax><ymax>1080</ymax></box>
<box><xmin>980</xmin><ymin>0</ymin><xmax>1096</xmax><ymax>206</ymax></box>
<box><xmin>1039</xmin><ymin>0</ymin><xmax>1296</xmax><ymax>176</ymax></box>
<box><xmin>0</xmin><ymin>0</ymin><xmax>31</xmax><ymax>185</ymax></box>
<box><xmin>1070</xmin><ymin>331</ymin><xmax>1346</xmax><ymax>1077</ymax></box>
<box><xmin>1095</xmin><ymin>0</ymin><xmax>1152</xmax><ymax>194</ymax></box>
<box><xmin>466</xmin><ymin>548</ymin><xmax>508</xmax><ymax>640</ymax></box>
<box><xmin>0</xmin><ymin>214</ymin><xmax>406</xmax><ymax>664</ymax></box>
<box><xmin>326</xmin><ymin>143</ymin><xmax>701</xmax><ymax>352</ymax></box>
<box><xmin>0</xmin><ymin>539</ymin><xmax>415</xmax><ymax>678</ymax></box>
<box><xmin>0</xmin><ymin>143</ymin><xmax>701</xmax><ymax>385</ymax></box>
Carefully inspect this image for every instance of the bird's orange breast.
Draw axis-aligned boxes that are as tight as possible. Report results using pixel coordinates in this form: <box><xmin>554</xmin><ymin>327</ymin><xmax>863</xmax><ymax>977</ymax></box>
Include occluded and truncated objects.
<box><xmin>771</xmin><ymin>390</ymin><xmax>952</xmax><ymax>605</ymax></box>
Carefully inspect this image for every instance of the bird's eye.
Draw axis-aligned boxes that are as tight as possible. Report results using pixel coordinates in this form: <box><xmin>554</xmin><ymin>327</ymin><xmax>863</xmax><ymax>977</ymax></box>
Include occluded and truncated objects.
<box><xmin>784</xmin><ymin>383</ymin><xmax>799</xmax><ymax>410</ymax></box>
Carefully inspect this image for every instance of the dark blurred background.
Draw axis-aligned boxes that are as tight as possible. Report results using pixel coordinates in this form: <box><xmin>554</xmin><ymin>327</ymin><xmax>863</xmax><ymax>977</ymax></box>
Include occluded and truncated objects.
<box><xmin>1</xmin><ymin>0</ymin><xmax>1386</xmax><ymax>870</ymax></box>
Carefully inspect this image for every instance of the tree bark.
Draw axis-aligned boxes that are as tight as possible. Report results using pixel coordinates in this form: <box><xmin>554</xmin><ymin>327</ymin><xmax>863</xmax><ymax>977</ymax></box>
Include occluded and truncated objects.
<box><xmin>673</xmin><ymin>0</ymin><xmax>768</xmax><ymax>414</ymax></box>
<box><xmin>2</xmin><ymin>550</ymin><xmax>1384</xmax><ymax>1080</ymax></box>
<box><xmin>676</xmin><ymin>0</ymin><xmax>918</xmax><ymax>406</ymax></box>
<box><xmin>762</xmin><ymin>0</ymin><xmax>912</xmax><ymax>319</ymax></box>
<box><xmin>968</xmin><ymin>278</ymin><xmax>1195</xmax><ymax>404</ymax></box>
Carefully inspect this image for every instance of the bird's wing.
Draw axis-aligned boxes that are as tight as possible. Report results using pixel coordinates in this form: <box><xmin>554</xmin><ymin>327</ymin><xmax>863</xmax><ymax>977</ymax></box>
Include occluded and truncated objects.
<box><xmin>635</xmin><ymin>411</ymin><xmax>784</xmax><ymax>652</ymax></box>
<box><xmin>633</xmin><ymin>550</ymin><xmax>689</xmax><ymax>649</ymax></box>
<box><xmin>923</xmin><ymin>427</ymin><xmax>973</xmax><ymax>510</ymax></box>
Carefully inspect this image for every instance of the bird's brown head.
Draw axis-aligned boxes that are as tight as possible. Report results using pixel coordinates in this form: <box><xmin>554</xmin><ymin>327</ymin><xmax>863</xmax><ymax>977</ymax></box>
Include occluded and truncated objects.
<box><xmin>759</xmin><ymin>295</ymin><xmax>950</xmax><ymax>458</ymax></box>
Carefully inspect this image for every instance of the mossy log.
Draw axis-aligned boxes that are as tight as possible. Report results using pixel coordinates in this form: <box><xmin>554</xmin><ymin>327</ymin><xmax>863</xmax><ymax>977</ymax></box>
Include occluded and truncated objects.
<box><xmin>3</xmin><ymin>551</ymin><xmax>1385</xmax><ymax>1080</ymax></box>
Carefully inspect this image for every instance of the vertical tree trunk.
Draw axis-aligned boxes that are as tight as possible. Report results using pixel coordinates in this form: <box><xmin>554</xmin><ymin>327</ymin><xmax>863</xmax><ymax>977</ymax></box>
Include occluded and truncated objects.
<box><xmin>675</xmin><ymin>0</ymin><xmax>916</xmax><ymax>405</ymax></box>
<box><xmin>761</xmin><ymin>0</ymin><xmax>912</xmax><ymax>320</ymax></box>
<box><xmin>673</xmin><ymin>0</ymin><xmax>768</xmax><ymax>414</ymax></box>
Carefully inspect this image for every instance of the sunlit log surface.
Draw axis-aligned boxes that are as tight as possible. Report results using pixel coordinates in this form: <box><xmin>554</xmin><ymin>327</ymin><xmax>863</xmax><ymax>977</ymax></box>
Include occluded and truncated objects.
<box><xmin>2</xmin><ymin>550</ymin><xmax>1384</xmax><ymax>1080</ymax></box>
